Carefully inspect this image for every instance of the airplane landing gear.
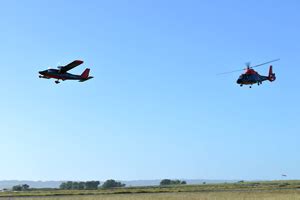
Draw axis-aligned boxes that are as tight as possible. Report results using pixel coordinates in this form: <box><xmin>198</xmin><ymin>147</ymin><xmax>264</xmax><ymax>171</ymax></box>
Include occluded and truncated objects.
<box><xmin>55</xmin><ymin>80</ymin><xmax>60</xmax><ymax>84</ymax></box>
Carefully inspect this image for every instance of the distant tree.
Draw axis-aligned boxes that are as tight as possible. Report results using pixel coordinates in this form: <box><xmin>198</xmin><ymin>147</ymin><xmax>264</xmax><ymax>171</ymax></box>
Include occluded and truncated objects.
<box><xmin>203</xmin><ymin>182</ymin><xmax>206</xmax><ymax>185</ymax></box>
<box><xmin>22</xmin><ymin>184</ymin><xmax>30</xmax><ymax>191</ymax></box>
<box><xmin>72</xmin><ymin>182</ymin><xmax>80</xmax><ymax>190</ymax></box>
<box><xmin>65</xmin><ymin>181</ymin><xmax>73</xmax><ymax>190</ymax></box>
<box><xmin>102</xmin><ymin>180</ymin><xmax>125</xmax><ymax>189</ymax></box>
<box><xmin>160</xmin><ymin>179</ymin><xmax>186</xmax><ymax>186</ymax></box>
<box><xmin>160</xmin><ymin>179</ymin><xmax>172</xmax><ymax>186</ymax></box>
<box><xmin>59</xmin><ymin>182</ymin><xmax>67</xmax><ymax>190</ymax></box>
<box><xmin>78</xmin><ymin>182</ymin><xmax>85</xmax><ymax>190</ymax></box>
<box><xmin>59</xmin><ymin>181</ymin><xmax>76</xmax><ymax>190</ymax></box>
<box><xmin>85</xmin><ymin>181</ymin><xmax>100</xmax><ymax>190</ymax></box>
<box><xmin>171</xmin><ymin>180</ymin><xmax>181</xmax><ymax>185</ymax></box>
<box><xmin>12</xmin><ymin>185</ymin><xmax>22</xmax><ymax>191</ymax></box>
<box><xmin>11</xmin><ymin>184</ymin><xmax>29</xmax><ymax>191</ymax></box>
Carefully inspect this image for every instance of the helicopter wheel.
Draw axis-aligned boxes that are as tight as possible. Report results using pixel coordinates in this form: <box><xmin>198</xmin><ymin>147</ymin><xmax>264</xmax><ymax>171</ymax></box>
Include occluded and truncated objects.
<box><xmin>240</xmin><ymin>84</ymin><xmax>243</xmax><ymax>87</ymax></box>
<box><xmin>249</xmin><ymin>86</ymin><xmax>252</xmax><ymax>88</ymax></box>
<box><xmin>55</xmin><ymin>80</ymin><xmax>60</xmax><ymax>84</ymax></box>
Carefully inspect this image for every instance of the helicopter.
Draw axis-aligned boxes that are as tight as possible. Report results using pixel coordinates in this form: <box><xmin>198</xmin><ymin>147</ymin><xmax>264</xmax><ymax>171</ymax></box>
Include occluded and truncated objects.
<box><xmin>218</xmin><ymin>59</ymin><xmax>280</xmax><ymax>88</ymax></box>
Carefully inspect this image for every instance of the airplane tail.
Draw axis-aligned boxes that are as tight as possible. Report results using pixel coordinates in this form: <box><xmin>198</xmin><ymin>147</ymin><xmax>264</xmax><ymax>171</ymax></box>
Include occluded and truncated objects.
<box><xmin>79</xmin><ymin>68</ymin><xmax>93</xmax><ymax>82</ymax></box>
<box><xmin>268</xmin><ymin>65</ymin><xmax>276</xmax><ymax>82</ymax></box>
<box><xmin>81</xmin><ymin>68</ymin><xmax>90</xmax><ymax>79</ymax></box>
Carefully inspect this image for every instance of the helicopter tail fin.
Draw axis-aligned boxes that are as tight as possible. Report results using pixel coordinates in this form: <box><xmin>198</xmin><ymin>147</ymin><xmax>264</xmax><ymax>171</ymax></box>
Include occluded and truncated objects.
<box><xmin>268</xmin><ymin>65</ymin><xmax>276</xmax><ymax>81</ymax></box>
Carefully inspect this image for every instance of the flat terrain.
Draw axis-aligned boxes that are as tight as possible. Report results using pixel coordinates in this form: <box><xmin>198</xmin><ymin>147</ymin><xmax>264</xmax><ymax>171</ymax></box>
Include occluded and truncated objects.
<box><xmin>1</xmin><ymin>191</ymin><xmax>300</xmax><ymax>200</ymax></box>
<box><xmin>1</xmin><ymin>181</ymin><xmax>300</xmax><ymax>200</ymax></box>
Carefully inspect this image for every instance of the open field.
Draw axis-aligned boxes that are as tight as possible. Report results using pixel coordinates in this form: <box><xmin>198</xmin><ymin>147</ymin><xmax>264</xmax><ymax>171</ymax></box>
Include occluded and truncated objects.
<box><xmin>1</xmin><ymin>181</ymin><xmax>300</xmax><ymax>199</ymax></box>
<box><xmin>1</xmin><ymin>191</ymin><xmax>300</xmax><ymax>200</ymax></box>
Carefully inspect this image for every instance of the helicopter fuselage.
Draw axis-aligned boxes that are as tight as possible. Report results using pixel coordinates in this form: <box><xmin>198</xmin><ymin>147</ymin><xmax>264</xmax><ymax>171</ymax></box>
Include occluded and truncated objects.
<box><xmin>236</xmin><ymin>66</ymin><xmax>275</xmax><ymax>87</ymax></box>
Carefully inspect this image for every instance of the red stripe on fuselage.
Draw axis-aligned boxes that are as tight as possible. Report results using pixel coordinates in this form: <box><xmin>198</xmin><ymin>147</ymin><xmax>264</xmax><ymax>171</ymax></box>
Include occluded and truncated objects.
<box><xmin>43</xmin><ymin>74</ymin><xmax>66</xmax><ymax>80</ymax></box>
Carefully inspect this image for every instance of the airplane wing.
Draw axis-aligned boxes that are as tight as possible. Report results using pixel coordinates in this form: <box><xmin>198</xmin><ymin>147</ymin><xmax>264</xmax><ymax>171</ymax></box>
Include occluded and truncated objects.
<box><xmin>59</xmin><ymin>60</ymin><xmax>84</xmax><ymax>73</ymax></box>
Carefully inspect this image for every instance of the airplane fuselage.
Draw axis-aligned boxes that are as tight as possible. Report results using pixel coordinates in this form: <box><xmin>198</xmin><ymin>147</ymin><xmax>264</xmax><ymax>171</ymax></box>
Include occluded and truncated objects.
<box><xmin>39</xmin><ymin>69</ymin><xmax>83</xmax><ymax>81</ymax></box>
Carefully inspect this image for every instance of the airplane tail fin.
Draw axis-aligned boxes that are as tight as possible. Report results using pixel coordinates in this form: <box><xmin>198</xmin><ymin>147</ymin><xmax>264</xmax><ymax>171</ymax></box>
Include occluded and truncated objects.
<box><xmin>79</xmin><ymin>68</ymin><xmax>93</xmax><ymax>82</ymax></box>
<box><xmin>81</xmin><ymin>68</ymin><xmax>90</xmax><ymax>79</ymax></box>
<box><xmin>268</xmin><ymin>65</ymin><xmax>276</xmax><ymax>82</ymax></box>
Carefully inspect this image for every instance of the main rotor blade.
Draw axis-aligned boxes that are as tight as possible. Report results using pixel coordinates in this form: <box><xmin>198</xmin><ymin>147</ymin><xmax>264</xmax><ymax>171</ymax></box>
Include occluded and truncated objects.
<box><xmin>217</xmin><ymin>58</ymin><xmax>280</xmax><ymax>75</ymax></box>
<box><xmin>217</xmin><ymin>68</ymin><xmax>245</xmax><ymax>75</ymax></box>
<box><xmin>251</xmin><ymin>59</ymin><xmax>280</xmax><ymax>68</ymax></box>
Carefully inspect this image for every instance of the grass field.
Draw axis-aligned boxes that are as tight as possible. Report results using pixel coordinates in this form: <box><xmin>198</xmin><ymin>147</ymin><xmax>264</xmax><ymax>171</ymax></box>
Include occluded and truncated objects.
<box><xmin>1</xmin><ymin>181</ymin><xmax>300</xmax><ymax>200</ymax></box>
<box><xmin>1</xmin><ymin>191</ymin><xmax>300</xmax><ymax>200</ymax></box>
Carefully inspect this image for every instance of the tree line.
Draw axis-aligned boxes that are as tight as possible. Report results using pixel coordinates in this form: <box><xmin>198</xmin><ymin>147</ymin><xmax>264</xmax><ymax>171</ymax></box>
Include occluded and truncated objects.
<box><xmin>12</xmin><ymin>179</ymin><xmax>188</xmax><ymax>191</ymax></box>
<box><xmin>59</xmin><ymin>180</ymin><xmax>125</xmax><ymax>190</ymax></box>
<box><xmin>160</xmin><ymin>179</ymin><xmax>187</xmax><ymax>186</ymax></box>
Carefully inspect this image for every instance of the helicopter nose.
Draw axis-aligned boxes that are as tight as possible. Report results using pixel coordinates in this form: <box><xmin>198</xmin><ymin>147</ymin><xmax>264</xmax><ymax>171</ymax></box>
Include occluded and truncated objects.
<box><xmin>39</xmin><ymin>70</ymin><xmax>45</xmax><ymax>75</ymax></box>
<box><xmin>236</xmin><ymin>79</ymin><xmax>242</xmax><ymax>84</ymax></box>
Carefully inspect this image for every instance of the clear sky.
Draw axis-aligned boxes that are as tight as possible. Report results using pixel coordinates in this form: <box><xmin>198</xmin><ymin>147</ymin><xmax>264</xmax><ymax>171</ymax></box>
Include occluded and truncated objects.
<box><xmin>1</xmin><ymin>0</ymin><xmax>300</xmax><ymax>181</ymax></box>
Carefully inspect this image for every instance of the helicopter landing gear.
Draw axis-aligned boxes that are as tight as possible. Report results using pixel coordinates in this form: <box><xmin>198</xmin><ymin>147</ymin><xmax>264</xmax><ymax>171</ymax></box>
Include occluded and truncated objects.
<box><xmin>55</xmin><ymin>80</ymin><xmax>60</xmax><ymax>84</ymax></box>
<box><xmin>249</xmin><ymin>85</ymin><xmax>252</xmax><ymax>88</ymax></box>
<box><xmin>240</xmin><ymin>84</ymin><xmax>243</xmax><ymax>87</ymax></box>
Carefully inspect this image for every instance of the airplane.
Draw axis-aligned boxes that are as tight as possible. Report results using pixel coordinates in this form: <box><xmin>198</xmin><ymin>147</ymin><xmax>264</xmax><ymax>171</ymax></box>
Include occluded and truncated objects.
<box><xmin>218</xmin><ymin>59</ymin><xmax>280</xmax><ymax>88</ymax></box>
<box><xmin>39</xmin><ymin>60</ymin><xmax>93</xmax><ymax>84</ymax></box>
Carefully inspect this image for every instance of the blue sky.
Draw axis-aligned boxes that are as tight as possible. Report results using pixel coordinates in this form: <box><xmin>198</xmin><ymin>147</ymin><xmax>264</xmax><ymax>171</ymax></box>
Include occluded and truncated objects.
<box><xmin>1</xmin><ymin>0</ymin><xmax>300</xmax><ymax>181</ymax></box>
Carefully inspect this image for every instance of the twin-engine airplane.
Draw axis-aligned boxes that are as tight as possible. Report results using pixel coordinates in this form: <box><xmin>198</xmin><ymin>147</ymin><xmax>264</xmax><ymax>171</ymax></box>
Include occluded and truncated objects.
<box><xmin>39</xmin><ymin>60</ymin><xmax>93</xmax><ymax>84</ymax></box>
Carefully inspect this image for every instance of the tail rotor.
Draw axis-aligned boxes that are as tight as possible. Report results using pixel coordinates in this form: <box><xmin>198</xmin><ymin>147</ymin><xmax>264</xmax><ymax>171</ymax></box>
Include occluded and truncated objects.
<box><xmin>268</xmin><ymin>65</ymin><xmax>276</xmax><ymax>81</ymax></box>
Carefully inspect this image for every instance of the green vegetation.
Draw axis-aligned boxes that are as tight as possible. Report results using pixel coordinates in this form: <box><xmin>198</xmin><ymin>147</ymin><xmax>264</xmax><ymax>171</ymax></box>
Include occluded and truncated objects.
<box><xmin>59</xmin><ymin>181</ymin><xmax>100</xmax><ymax>190</ymax></box>
<box><xmin>160</xmin><ymin>179</ymin><xmax>187</xmax><ymax>186</ymax></box>
<box><xmin>102</xmin><ymin>180</ymin><xmax>126</xmax><ymax>189</ymax></box>
<box><xmin>12</xmin><ymin>184</ymin><xmax>30</xmax><ymax>191</ymax></box>
<box><xmin>2</xmin><ymin>180</ymin><xmax>300</xmax><ymax>198</ymax></box>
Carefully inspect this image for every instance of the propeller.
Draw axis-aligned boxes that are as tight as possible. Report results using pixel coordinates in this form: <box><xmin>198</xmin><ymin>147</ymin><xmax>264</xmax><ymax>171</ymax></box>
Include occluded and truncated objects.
<box><xmin>217</xmin><ymin>59</ymin><xmax>280</xmax><ymax>75</ymax></box>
